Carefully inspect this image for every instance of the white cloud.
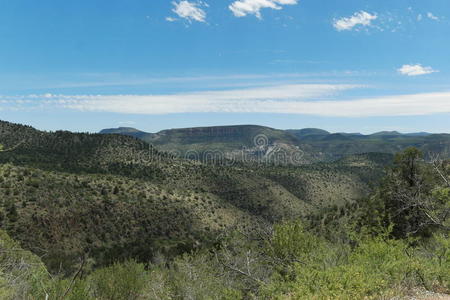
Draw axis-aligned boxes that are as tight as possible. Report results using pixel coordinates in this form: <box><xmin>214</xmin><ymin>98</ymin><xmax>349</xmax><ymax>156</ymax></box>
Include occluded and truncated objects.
<box><xmin>427</xmin><ymin>12</ymin><xmax>439</xmax><ymax>21</ymax></box>
<box><xmin>165</xmin><ymin>17</ymin><xmax>177</xmax><ymax>22</ymax></box>
<box><xmin>0</xmin><ymin>84</ymin><xmax>358</xmax><ymax>113</ymax></box>
<box><xmin>229</xmin><ymin>0</ymin><xmax>298</xmax><ymax>19</ymax></box>
<box><xmin>333</xmin><ymin>11</ymin><xmax>378</xmax><ymax>31</ymax></box>
<box><xmin>171</xmin><ymin>1</ymin><xmax>206</xmax><ymax>23</ymax></box>
<box><xmin>4</xmin><ymin>86</ymin><xmax>450</xmax><ymax>117</ymax></box>
<box><xmin>398</xmin><ymin>64</ymin><xmax>438</xmax><ymax>76</ymax></box>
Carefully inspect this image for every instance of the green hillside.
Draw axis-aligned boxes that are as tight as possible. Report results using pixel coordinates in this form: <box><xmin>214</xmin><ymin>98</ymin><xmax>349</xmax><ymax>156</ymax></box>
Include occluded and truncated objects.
<box><xmin>286</xmin><ymin>128</ymin><xmax>330</xmax><ymax>138</ymax></box>
<box><xmin>1</xmin><ymin>120</ymin><xmax>448</xmax><ymax>299</ymax></box>
<box><xmin>304</xmin><ymin>133</ymin><xmax>450</xmax><ymax>161</ymax></box>
<box><xmin>0</xmin><ymin>120</ymin><xmax>388</xmax><ymax>273</ymax></box>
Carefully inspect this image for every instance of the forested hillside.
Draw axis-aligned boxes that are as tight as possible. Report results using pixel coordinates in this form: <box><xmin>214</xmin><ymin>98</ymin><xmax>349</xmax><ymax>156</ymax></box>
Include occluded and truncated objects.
<box><xmin>0</xmin><ymin>120</ymin><xmax>387</xmax><ymax>274</ymax></box>
<box><xmin>1</xmin><ymin>120</ymin><xmax>448</xmax><ymax>299</ymax></box>
<box><xmin>1</xmin><ymin>147</ymin><xmax>448</xmax><ymax>299</ymax></box>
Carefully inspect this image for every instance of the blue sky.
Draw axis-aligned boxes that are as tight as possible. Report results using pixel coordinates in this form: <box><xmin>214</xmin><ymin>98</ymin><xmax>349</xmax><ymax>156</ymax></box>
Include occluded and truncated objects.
<box><xmin>0</xmin><ymin>0</ymin><xmax>449</xmax><ymax>133</ymax></box>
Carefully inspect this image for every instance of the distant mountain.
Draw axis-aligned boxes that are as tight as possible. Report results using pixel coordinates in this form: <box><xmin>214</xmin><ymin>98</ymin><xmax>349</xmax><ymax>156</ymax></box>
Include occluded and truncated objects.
<box><xmin>287</xmin><ymin>128</ymin><xmax>330</xmax><ymax>138</ymax></box>
<box><xmin>371</xmin><ymin>131</ymin><xmax>402</xmax><ymax>136</ymax></box>
<box><xmin>404</xmin><ymin>132</ymin><xmax>433</xmax><ymax>137</ymax></box>
<box><xmin>99</xmin><ymin>127</ymin><xmax>155</xmax><ymax>140</ymax></box>
<box><xmin>101</xmin><ymin>125</ymin><xmax>315</xmax><ymax>163</ymax></box>
<box><xmin>322</xmin><ymin>133</ymin><xmax>353</xmax><ymax>141</ymax></box>
<box><xmin>101</xmin><ymin>125</ymin><xmax>450</xmax><ymax>162</ymax></box>
<box><xmin>99</xmin><ymin>127</ymin><xmax>143</xmax><ymax>135</ymax></box>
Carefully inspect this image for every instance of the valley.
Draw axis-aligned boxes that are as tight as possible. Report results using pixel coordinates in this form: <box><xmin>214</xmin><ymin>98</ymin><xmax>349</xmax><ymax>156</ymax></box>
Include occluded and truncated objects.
<box><xmin>0</xmin><ymin>120</ymin><xmax>448</xmax><ymax>299</ymax></box>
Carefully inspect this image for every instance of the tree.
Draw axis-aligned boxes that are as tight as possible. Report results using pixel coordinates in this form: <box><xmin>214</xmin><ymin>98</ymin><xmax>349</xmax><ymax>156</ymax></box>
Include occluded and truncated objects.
<box><xmin>369</xmin><ymin>148</ymin><xmax>449</xmax><ymax>238</ymax></box>
<box><xmin>5</xmin><ymin>200</ymin><xmax>18</xmax><ymax>223</ymax></box>
<box><xmin>393</xmin><ymin>147</ymin><xmax>423</xmax><ymax>187</ymax></box>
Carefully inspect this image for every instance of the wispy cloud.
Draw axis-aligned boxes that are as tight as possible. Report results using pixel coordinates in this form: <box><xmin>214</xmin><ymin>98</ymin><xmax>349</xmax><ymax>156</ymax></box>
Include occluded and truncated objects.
<box><xmin>427</xmin><ymin>12</ymin><xmax>439</xmax><ymax>21</ymax></box>
<box><xmin>229</xmin><ymin>0</ymin><xmax>298</xmax><ymax>19</ymax></box>
<box><xmin>1</xmin><ymin>84</ymin><xmax>358</xmax><ymax>113</ymax></box>
<box><xmin>165</xmin><ymin>17</ymin><xmax>177</xmax><ymax>22</ymax></box>
<box><xmin>3</xmin><ymin>85</ymin><xmax>450</xmax><ymax>117</ymax></box>
<box><xmin>397</xmin><ymin>64</ymin><xmax>438</xmax><ymax>76</ymax></box>
<box><xmin>169</xmin><ymin>1</ymin><xmax>207</xmax><ymax>23</ymax></box>
<box><xmin>2</xmin><ymin>72</ymin><xmax>366</xmax><ymax>91</ymax></box>
<box><xmin>333</xmin><ymin>11</ymin><xmax>377</xmax><ymax>31</ymax></box>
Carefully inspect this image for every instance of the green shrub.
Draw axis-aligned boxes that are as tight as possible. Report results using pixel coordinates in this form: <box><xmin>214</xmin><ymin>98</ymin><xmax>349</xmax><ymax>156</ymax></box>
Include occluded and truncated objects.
<box><xmin>90</xmin><ymin>260</ymin><xmax>147</xmax><ymax>300</ymax></box>
<box><xmin>262</xmin><ymin>232</ymin><xmax>447</xmax><ymax>299</ymax></box>
<box><xmin>0</xmin><ymin>230</ymin><xmax>50</xmax><ymax>299</ymax></box>
<box><xmin>166</xmin><ymin>253</ymin><xmax>243</xmax><ymax>300</ymax></box>
<box><xmin>416</xmin><ymin>233</ymin><xmax>450</xmax><ymax>292</ymax></box>
<box><xmin>269</xmin><ymin>221</ymin><xmax>329</xmax><ymax>265</ymax></box>
<box><xmin>45</xmin><ymin>277</ymin><xmax>93</xmax><ymax>300</ymax></box>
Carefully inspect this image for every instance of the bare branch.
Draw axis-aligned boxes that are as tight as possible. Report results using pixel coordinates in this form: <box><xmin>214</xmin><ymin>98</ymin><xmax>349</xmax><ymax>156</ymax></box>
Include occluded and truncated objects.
<box><xmin>60</xmin><ymin>256</ymin><xmax>86</xmax><ymax>300</ymax></box>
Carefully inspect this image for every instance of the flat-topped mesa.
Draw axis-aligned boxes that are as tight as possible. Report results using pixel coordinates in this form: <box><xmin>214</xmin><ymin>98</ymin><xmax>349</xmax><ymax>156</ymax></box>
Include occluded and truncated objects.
<box><xmin>99</xmin><ymin>124</ymin><xmax>450</xmax><ymax>162</ymax></box>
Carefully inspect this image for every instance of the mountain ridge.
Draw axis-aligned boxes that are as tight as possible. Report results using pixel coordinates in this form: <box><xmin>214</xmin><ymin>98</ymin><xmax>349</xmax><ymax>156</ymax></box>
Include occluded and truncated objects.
<box><xmin>99</xmin><ymin>124</ymin><xmax>450</xmax><ymax>162</ymax></box>
<box><xmin>100</xmin><ymin>125</ymin><xmax>443</xmax><ymax>138</ymax></box>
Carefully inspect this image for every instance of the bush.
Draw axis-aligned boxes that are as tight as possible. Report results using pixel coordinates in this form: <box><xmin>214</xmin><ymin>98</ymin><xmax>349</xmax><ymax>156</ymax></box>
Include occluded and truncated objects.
<box><xmin>417</xmin><ymin>233</ymin><xmax>450</xmax><ymax>292</ymax></box>
<box><xmin>90</xmin><ymin>260</ymin><xmax>147</xmax><ymax>300</ymax></box>
<box><xmin>150</xmin><ymin>253</ymin><xmax>243</xmax><ymax>300</ymax></box>
<box><xmin>268</xmin><ymin>221</ymin><xmax>329</xmax><ymax>266</ymax></box>
<box><xmin>263</xmin><ymin>228</ymin><xmax>450</xmax><ymax>300</ymax></box>
<box><xmin>0</xmin><ymin>230</ymin><xmax>50</xmax><ymax>299</ymax></box>
<box><xmin>45</xmin><ymin>278</ymin><xmax>93</xmax><ymax>300</ymax></box>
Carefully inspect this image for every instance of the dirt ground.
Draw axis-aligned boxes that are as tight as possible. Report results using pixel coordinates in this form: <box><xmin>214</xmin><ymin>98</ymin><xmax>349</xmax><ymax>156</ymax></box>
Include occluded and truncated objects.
<box><xmin>396</xmin><ymin>290</ymin><xmax>450</xmax><ymax>300</ymax></box>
